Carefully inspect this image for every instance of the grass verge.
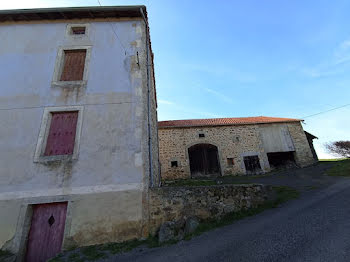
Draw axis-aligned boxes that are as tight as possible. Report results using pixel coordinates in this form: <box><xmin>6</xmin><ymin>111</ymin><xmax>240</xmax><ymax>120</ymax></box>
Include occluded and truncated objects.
<box><xmin>164</xmin><ymin>170</ymin><xmax>285</xmax><ymax>187</ymax></box>
<box><xmin>325</xmin><ymin>159</ymin><xmax>350</xmax><ymax>176</ymax></box>
<box><xmin>50</xmin><ymin>186</ymin><xmax>299</xmax><ymax>261</ymax></box>
<box><xmin>319</xmin><ymin>158</ymin><xmax>347</xmax><ymax>162</ymax></box>
<box><xmin>0</xmin><ymin>250</ymin><xmax>14</xmax><ymax>261</ymax></box>
<box><xmin>164</xmin><ymin>179</ymin><xmax>217</xmax><ymax>187</ymax></box>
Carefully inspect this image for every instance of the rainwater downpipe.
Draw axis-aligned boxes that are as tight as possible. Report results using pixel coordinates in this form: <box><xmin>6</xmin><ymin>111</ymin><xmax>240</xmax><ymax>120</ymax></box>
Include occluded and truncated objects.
<box><xmin>140</xmin><ymin>8</ymin><xmax>154</xmax><ymax>187</ymax></box>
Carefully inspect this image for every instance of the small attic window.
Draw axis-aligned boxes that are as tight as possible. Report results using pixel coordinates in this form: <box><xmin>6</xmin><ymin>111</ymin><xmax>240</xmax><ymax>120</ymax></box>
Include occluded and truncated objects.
<box><xmin>71</xmin><ymin>26</ymin><xmax>86</xmax><ymax>35</ymax></box>
<box><xmin>199</xmin><ymin>133</ymin><xmax>205</xmax><ymax>138</ymax></box>
<box><xmin>171</xmin><ymin>161</ymin><xmax>178</xmax><ymax>167</ymax></box>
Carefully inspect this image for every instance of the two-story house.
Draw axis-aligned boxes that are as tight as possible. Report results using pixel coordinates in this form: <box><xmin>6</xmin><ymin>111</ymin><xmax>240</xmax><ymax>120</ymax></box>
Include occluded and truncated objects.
<box><xmin>0</xmin><ymin>6</ymin><xmax>159</xmax><ymax>261</ymax></box>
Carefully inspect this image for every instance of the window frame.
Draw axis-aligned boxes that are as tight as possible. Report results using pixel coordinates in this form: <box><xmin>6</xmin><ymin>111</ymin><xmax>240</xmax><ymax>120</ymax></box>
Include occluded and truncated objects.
<box><xmin>34</xmin><ymin>106</ymin><xmax>84</xmax><ymax>162</ymax></box>
<box><xmin>227</xmin><ymin>157</ymin><xmax>234</xmax><ymax>166</ymax></box>
<box><xmin>52</xmin><ymin>46</ymin><xmax>92</xmax><ymax>88</ymax></box>
<box><xmin>65</xmin><ymin>23</ymin><xmax>90</xmax><ymax>38</ymax></box>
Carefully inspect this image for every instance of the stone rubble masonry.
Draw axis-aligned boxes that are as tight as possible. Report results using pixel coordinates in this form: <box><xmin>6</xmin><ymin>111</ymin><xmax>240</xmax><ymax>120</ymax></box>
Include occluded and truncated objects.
<box><xmin>148</xmin><ymin>184</ymin><xmax>272</xmax><ymax>234</ymax></box>
<box><xmin>158</xmin><ymin>121</ymin><xmax>316</xmax><ymax>180</ymax></box>
<box><xmin>286</xmin><ymin>122</ymin><xmax>315</xmax><ymax>167</ymax></box>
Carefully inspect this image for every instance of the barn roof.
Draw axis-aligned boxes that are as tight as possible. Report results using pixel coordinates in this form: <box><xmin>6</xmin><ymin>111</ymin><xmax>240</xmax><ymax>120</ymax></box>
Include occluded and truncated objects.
<box><xmin>158</xmin><ymin>116</ymin><xmax>302</xmax><ymax>129</ymax></box>
<box><xmin>0</xmin><ymin>6</ymin><xmax>147</xmax><ymax>22</ymax></box>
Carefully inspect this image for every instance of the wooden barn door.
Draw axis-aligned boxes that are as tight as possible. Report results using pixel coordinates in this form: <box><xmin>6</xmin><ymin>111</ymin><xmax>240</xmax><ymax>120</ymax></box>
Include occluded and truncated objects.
<box><xmin>25</xmin><ymin>202</ymin><xmax>68</xmax><ymax>262</ymax></box>
<box><xmin>188</xmin><ymin>144</ymin><xmax>220</xmax><ymax>178</ymax></box>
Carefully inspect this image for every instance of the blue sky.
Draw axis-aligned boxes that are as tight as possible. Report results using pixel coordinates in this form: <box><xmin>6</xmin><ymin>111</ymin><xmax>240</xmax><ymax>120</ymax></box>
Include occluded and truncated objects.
<box><xmin>1</xmin><ymin>0</ymin><xmax>350</xmax><ymax>158</ymax></box>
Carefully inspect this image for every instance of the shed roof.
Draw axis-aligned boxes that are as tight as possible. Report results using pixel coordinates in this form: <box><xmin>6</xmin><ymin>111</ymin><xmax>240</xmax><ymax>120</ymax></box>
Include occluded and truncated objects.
<box><xmin>0</xmin><ymin>6</ymin><xmax>146</xmax><ymax>22</ymax></box>
<box><xmin>158</xmin><ymin>116</ymin><xmax>302</xmax><ymax>129</ymax></box>
<box><xmin>304</xmin><ymin>131</ymin><xmax>318</xmax><ymax>140</ymax></box>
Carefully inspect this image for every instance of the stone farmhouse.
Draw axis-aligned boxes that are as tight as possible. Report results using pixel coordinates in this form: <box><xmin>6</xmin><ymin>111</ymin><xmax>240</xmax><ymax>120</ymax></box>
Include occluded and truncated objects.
<box><xmin>0</xmin><ymin>6</ymin><xmax>159</xmax><ymax>261</ymax></box>
<box><xmin>158</xmin><ymin>116</ymin><xmax>318</xmax><ymax>180</ymax></box>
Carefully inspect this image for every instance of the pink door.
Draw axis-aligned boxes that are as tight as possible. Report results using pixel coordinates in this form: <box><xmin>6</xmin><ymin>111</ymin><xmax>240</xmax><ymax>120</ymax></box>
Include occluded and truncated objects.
<box><xmin>25</xmin><ymin>202</ymin><xmax>68</xmax><ymax>262</ymax></box>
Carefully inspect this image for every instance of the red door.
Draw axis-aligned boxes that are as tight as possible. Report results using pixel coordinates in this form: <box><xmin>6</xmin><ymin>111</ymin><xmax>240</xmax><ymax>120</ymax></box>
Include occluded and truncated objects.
<box><xmin>25</xmin><ymin>202</ymin><xmax>68</xmax><ymax>262</ymax></box>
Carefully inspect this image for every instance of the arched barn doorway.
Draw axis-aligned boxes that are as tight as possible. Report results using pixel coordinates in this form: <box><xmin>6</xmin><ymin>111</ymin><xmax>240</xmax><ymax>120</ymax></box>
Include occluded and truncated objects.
<box><xmin>188</xmin><ymin>144</ymin><xmax>221</xmax><ymax>178</ymax></box>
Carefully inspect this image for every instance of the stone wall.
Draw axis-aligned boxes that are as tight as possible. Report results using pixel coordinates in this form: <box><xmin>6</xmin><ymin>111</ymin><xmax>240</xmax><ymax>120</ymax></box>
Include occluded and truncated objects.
<box><xmin>158</xmin><ymin>124</ymin><xmax>269</xmax><ymax>180</ymax></box>
<box><xmin>286</xmin><ymin>122</ymin><xmax>315</xmax><ymax>167</ymax></box>
<box><xmin>149</xmin><ymin>184</ymin><xmax>272</xmax><ymax>234</ymax></box>
<box><xmin>159</xmin><ymin>122</ymin><xmax>316</xmax><ymax>180</ymax></box>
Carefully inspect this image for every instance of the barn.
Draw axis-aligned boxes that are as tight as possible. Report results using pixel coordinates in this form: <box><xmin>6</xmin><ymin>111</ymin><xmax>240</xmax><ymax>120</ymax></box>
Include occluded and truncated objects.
<box><xmin>158</xmin><ymin>116</ymin><xmax>317</xmax><ymax>180</ymax></box>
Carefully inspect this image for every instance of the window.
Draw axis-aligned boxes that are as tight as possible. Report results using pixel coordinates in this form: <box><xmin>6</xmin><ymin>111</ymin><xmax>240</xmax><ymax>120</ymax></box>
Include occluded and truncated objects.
<box><xmin>66</xmin><ymin>23</ymin><xmax>90</xmax><ymax>38</ymax></box>
<box><xmin>52</xmin><ymin>46</ymin><xmax>91</xmax><ymax>88</ymax></box>
<box><xmin>71</xmin><ymin>26</ymin><xmax>86</xmax><ymax>35</ymax></box>
<box><xmin>60</xmin><ymin>49</ymin><xmax>86</xmax><ymax>81</ymax></box>
<box><xmin>171</xmin><ymin>161</ymin><xmax>178</xmax><ymax>167</ymax></box>
<box><xmin>227</xmin><ymin>158</ymin><xmax>234</xmax><ymax>166</ymax></box>
<box><xmin>199</xmin><ymin>133</ymin><xmax>205</xmax><ymax>138</ymax></box>
<box><xmin>34</xmin><ymin>106</ymin><xmax>84</xmax><ymax>162</ymax></box>
<box><xmin>243</xmin><ymin>155</ymin><xmax>262</xmax><ymax>174</ymax></box>
<box><xmin>44</xmin><ymin>111</ymin><xmax>78</xmax><ymax>156</ymax></box>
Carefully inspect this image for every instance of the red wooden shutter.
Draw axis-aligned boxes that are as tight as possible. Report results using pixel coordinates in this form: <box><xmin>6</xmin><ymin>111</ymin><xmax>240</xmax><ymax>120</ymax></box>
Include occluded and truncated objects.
<box><xmin>60</xmin><ymin>49</ymin><xmax>86</xmax><ymax>81</ymax></box>
<box><xmin>44</xmin><ymin>111</ymin><xmax>78</xmax><ymax>156</ymax></box>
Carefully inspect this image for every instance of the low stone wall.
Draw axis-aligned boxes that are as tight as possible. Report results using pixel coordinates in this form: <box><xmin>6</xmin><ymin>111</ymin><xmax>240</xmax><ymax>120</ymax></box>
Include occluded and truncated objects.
<box><xmin>149</xmin><ymin>184</ymin><xmax>272</xmax><ymax>234</ymax></box>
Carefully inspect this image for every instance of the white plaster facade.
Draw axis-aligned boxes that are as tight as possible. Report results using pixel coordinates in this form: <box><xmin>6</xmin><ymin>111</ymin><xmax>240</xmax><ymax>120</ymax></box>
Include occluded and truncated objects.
<box><xmin>0</xmin><ymin>6</ymin><xmax>159</xmax><ymax>258</ymax></box>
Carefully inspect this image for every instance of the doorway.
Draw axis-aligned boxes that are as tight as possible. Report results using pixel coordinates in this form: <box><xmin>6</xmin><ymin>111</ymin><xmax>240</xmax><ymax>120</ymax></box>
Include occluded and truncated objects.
<box><xmin>188</xmin><ymin>143</ymin><xmax>221</xmax><ymax>178</ymax></box>
<box><xmin>267</xmin><ymin>151</ymin><xmax>296</xmax><ymax>169</ymax></box>
<box><xmin>25</xmin><ymin>202</ymin><xmax>68</xmax><ymax>262</ymax></box>
<box><xmin>243</xmin><ymin>155</ymin><xmax>262</xmax><ymax>175</ymax></box>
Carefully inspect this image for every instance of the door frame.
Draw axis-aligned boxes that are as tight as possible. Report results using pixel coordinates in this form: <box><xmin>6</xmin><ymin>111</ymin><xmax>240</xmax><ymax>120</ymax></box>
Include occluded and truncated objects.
<box><xmin>14</xmin><ymin>198</ymin><xmax>74</xmax><ymax>261</ymax></box>
<box><xmin>187</xmin><ymin>142</ymin><xmax>222</xmax><ymax>178</ymax></box>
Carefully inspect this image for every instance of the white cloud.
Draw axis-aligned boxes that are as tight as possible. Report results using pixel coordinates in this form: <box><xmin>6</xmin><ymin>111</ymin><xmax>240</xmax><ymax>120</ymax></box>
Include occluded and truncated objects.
<box><xmin>301</xmin><ymin>37</ymin><xmax>350</xmax><ymax>78</ymax></box>
<box><xmin>182</xmin><ymin>63</ymin><xmax>257</xmax><ymax>83</ymax></box>
<box><xmin>158</xmin><ymin>100</ymin><xmax>223</xmax><ymax>120</ymax></box>
<box><xmin>158</xmin><ymin>99</ymin><xmax>174</xmax><ymax>105</ymax></box>
<box><xmin>334</xmin><ymin>39</ymin><xmax>350</xmax><ymax>65</ymax></box>
<box><xmin>204</xmin><ymin>88</ymin><xmax>234</xmax><ymax>104</ymax></box>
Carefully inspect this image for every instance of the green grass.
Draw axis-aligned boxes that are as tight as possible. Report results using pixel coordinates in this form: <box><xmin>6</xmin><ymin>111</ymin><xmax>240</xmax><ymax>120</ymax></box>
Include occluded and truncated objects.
<box><xmin>0</xmin><ymin>250</ymin><xmax>13</xmax><ymax>260</ymax></box>
<box><xmin>326</xmin><ymin>159</ymin><xmax>350</xmax><ymax>176</ymax></box>
<box><xmin>49</xmin><ymin>237</ymin><xmax>160</xmax><ymax>262</ymax></box>
<box><xmin>164</xmin><ymin>179</ymin><xmax>217</xmax><ymax>187</ymax></box>
<box><xmin>50</xmin><ymin>186</ymin><xmax>299</xmax><ymax>261</ymax></box>
<box><xmin>67</xmin><ymin>252</ymin><xmax>85</xmax><ymax>262</ymax></box>
<box><xmin>319</xmin><ymin>158</ymin><xmax>347</xmax><ymax>162</ymax></box>
<box><xmin>81</xmin><ymin>245</ymin><xmax>107</xmax><ymax>261</ymax></box>
<box><xmin>164</xmin><ymin>177</ymin><xmax>262</xmax><ymax>187</ymax></box>
<box><xmin>165</xmin><ymin>170</ymin><xmax>284</xmax><ymax>188</ymax></box>
<box><xmin>272</xmin><ymin>186</ymin><xmax>300</xmax><ymax>205</ymax></box>
<box><xmin>101</xmin><ymin>238</ymin><xmax>150</xmax><ymax>254</ymax></box>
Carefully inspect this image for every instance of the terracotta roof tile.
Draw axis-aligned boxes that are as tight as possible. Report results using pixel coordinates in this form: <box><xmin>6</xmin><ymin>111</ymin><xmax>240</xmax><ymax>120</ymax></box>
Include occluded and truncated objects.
<box><xmin>158</xmin><ymin>116</ymin><xmax>301</xmax><ymax>128</ymax></box>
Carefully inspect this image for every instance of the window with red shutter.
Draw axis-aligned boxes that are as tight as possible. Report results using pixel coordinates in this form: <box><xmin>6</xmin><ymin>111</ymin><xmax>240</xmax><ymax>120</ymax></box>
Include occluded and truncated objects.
<box><xmin>44</xmin><ymin>111</ymin><xmax>78</xmax><ymax>156</ymax></box>
<box><xmin>60</xmin><ymin>49</ymin><xmax>86</xmax><ymax>81</ymax></box>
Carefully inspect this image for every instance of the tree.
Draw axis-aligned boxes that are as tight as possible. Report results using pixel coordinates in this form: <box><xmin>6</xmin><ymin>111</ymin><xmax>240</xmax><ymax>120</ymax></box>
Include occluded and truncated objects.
<box><xmin>325</xmin><ymin>141</ymin><xmax>350</xmax><ymax>158</ymax></box>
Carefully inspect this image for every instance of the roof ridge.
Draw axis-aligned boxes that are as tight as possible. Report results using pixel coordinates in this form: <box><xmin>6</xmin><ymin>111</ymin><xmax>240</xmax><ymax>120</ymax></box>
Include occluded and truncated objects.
<box><xmin>158</xmin><ymin>116</ymin><xmax>302</xmax><ymax>128</ymax></box>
